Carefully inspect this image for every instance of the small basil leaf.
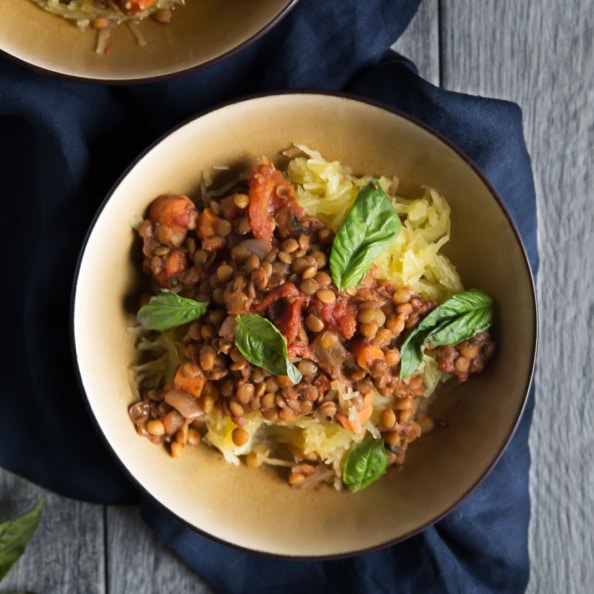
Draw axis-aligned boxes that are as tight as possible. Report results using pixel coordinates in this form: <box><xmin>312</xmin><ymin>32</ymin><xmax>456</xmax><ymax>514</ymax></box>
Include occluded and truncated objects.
<box><xmin>343</xmin><ymin>437</ymin><xmax>389</xmax><ymax>492</ymax></box>
<box><xmin>424</xmin><ymin>308</ymin><xmax>492</xmax><ymax>348</ymax></box>
<box><xmin>416</xmin><ymin>289</ymin><xmax>493</xmax><ymax>335</ymax></box>
<box><xmin>398</xmin><ymin>331</ymin><xmax>428</xmax><ymax>382</ymax></box>
<box><xmin>234</xmin><ymin>314</ymin><xmax>302</xmax><ymax>384</ymax></box>
<box><xmin>399</xmin><ymin>289</ymin><xmax>493</xmax><ymax>378</ymax></box>
<box><xmin>0</xmin><ymin>498</ymin><xmax>44</xmax><ymax>581</ymax></box>
<box><xmin>137</xmin><ymin>290</ymin><xmax>209</xmax><ymax>331</ymax></box>
<box><xmin>330</xmin><ymin>180</ymin><xmax>401</xmax><ymax>290</ymax></box>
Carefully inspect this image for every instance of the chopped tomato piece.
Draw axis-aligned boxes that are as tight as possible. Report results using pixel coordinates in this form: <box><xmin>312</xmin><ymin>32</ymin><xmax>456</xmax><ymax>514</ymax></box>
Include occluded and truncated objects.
<box><xmin>251</xmin><ymin>283</ymin><xmax>305</xmax><ymax>343</ymax></box>
<box><xmin>251</xmin><ymin>282</ymin><xmax>301</xmax><ymax>313</ymax></box>
<box><xmin>277</xmin><ymin>295</ymin><xmax>306</xmax><ymax>343</ymax></box>
<box><xmin>287</xmin><ymin>342</ymin><xmax>314</xmax><ymax>360</ymax></box>
<box><xmin>248</xmin><ymin>158</ymin><xmax>302</xmax><ymax>240</ymax></box>
<box><xmin>310</xmin><ymin>296</ymin><xmax>358</xmax><ymax>340</ymax></box>
<box><xmin>118</xmin><ymin>0</ymin><xmax>157</xmax><ymax>15</ymax></box>
<box><xmin>313</xmin><ymin>374</ymin><xmax>331</xmax><ymax>395</ymax></box>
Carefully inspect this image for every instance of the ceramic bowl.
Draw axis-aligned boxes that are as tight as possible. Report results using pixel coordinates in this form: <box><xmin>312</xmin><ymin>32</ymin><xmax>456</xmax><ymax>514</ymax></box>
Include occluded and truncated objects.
<box><xmin>1</xmin><ymin>0</ymin><xmax>298</xmax><ymax>83</ymax></box>
<box><xmin>72</xmin><ymin>92</ymin><xmax>537</xmax><ymax>558</ymax></box>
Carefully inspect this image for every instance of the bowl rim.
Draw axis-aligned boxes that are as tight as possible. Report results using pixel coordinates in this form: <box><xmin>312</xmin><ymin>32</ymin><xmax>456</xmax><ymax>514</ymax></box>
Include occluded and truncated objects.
<box><xmin>0</xmin><ymin>0</ymin><xmax>300</xmax><ymax>85</ymax></box>
<box><xmin>70</xmin><ymin>89</ymin><xmax>539</xmax><ymax>559</ymax></box>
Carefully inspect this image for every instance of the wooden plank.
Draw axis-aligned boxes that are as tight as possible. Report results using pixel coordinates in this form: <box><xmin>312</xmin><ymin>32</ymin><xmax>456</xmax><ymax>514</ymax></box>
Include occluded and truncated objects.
<box><xmin>392</xmin><ymin>0</ymin><xmax>440</xmax><ymax>85</ymax></box>
<box><xmin>440</xmin><ymin>1</ymin><xmax>594</xmax><ymax>592</ymax></box>
<box><xmin>0</xmin><ymin>468</ymin><xmax>105</xmax><ymax>593</ymax></box>
<box><xmin>105</xmin><ymin>506</ymin><xmax>213</xmax><ymax>593</ymax></box>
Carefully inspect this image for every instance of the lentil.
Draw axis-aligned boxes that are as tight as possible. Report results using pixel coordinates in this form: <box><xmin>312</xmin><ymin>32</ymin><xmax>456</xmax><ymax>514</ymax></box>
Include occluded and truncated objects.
<box><xmin>306</xmin><ymin>314</ymin><xmax>325</xmax><ymax>333</ymax></box>
<box><xmin>146</xmin><ymin>419</ymin><xmax>166</xmax><ymax>436</ymax></box>
<box><xmin>170</xmin><ymin>442</ymin><xmax>184</xmax><ymax>458</ymax></box>
<box><xmin>316</xmin><ymin>289</ymin><xmax>336</xmax><ymax>304</ymax></box>
<box><xmin>233</xmin><ymin>193</ymin><xmax>250</xmax><ymax>209</ymax></box>
<box><xmin>302</xmin><ymin>265</ymin><xmax>318</xmax><ymax>280</ymax></box>
<box><xmin>314</xmin><ymin>271</ymin><xmax>332</xmax><ymax>286</ymax></box>
<box><xmin>232</xmin><ymin>427</ymin><xmax>250</xmax><ymax>447</ymax></box>
<box><xmin>281</xmin><ymin>238</ymin><xmax>299</xmax><ymax>253</ymax></box>
<box><xmin>300</xmin><ymin>278</ymin><xmax>319</xmax><ymax>295</ymax></box>
<box><xmin>380</xmin><ymin>409</ymin><xmax>397</xmax><ymax>429</ymax></box>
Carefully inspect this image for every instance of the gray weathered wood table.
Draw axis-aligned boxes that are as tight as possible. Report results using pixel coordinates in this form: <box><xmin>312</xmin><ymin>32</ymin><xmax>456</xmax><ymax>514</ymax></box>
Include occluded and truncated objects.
<box><xmin>2</xmin><ymin>1</ymin><xmax>593</xmax><ymax>592</ymax></box>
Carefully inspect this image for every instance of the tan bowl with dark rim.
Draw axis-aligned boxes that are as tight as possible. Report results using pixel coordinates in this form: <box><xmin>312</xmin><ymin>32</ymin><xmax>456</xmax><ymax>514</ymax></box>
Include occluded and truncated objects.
<box><xmin>1</xmin><ymin>0</ymin><xmax>298</xmax><ymax>83</ymax></box>
<box><xmin>71</xmin><ymin>92</ymin><xmax>537</xmax><ymax>558</ymax></box>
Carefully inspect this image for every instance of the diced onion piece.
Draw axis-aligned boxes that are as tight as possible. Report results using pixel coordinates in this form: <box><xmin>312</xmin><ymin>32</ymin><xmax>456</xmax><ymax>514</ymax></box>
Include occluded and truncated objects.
<box><xmin>164</xmin><ymin>389</ymin><xmax>203</xmax><ymax>420</ymax></box>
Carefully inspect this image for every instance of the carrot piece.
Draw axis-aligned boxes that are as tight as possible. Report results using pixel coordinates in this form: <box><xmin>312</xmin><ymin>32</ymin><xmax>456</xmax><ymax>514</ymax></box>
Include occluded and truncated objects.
<box><xmin>350</xmin><ymin>339</ymin><xmax>385</xmax><ymax>370</ymax></box>
<box><xmin>336</xmin><ymin>395</ymin><xmax>375</xmax><ymax>433</ymax></box>
<box><xmin>358</xmin><ymin>402</ymin><xmax>374</xmax><ymax>426</ymax></box>
<box><xmin>195</xmin><ymin>208</ymin><xmax>218</xmax><ymax>239</ymax></box>
<box><xmin>173</xmin><ymin>363</ymin><xmax>206</xmax><ymax>398</ymax></box>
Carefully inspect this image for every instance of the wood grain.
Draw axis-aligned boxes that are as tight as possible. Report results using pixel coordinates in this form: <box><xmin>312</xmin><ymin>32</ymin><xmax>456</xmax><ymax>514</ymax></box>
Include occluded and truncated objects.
<box><xmin>393</xmin><ymin>0</ymin><xmax>440</xmax><ymax>85</ymax></box>
<box><xmin>440</xmin><ymin>1</ymin><xmax>594</xmax><ymax>592</ymax></box>
<box><xmin>2</xmin><ymin>1</ymin><xmax>593</xmax><ymax>591</ymax></box>
<box><xmin>106</xmin><ymin>506</ymin><xmax>213</xmax><ymax>593</ymax></box>
<box><xmin>0</xmin><ymin>470</ymin><xmax>105</xmax><ymax>593</ymax></box>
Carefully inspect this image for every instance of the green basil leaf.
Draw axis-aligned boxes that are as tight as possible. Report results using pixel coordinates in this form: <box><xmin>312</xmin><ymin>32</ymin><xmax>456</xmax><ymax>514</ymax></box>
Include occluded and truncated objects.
<box><xmin>416</xmin><ymin>289</ymin><xmax>493</xmax><ymax>335</ymax></box>
<box><xmin>343</xmin><ymin>437</ymin><xmax>389</xmax><ymax>492</ymax></box>
<box><xmin>399</xmin><ymin>289</ymin><xmax>493</xmax><ymax>378</ymax></box>
<box><xmin>137</xmin><ymin>290</ymin><xmax>209</xmax><ymax>331</ymax></box>
<box><xmin>0</xmin><ymin>498</ymin><xmax>44</xmax><ymax>581</ymax></box>
<box><xmin>234</xmin><ymin>314</ymin><xmax>302</xmax><ymax>384</ymax></box>
<box><xmin>398</xmin><ymin>331</ymin><xmax>428</xmax><ymax>382</ymax></box>
<box><xmin>425</xmin><ymin>308</ymin><xmax>492</xmax><ymax>347</ymax></box>
<box><xmin>330</xmin><ymin>180</ymin><xmax>401</xmax><ymax>290</ymax></box>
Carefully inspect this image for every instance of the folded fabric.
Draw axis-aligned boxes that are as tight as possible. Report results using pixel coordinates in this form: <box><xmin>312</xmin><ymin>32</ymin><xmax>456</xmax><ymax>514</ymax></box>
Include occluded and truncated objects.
<box><xmin>0</xmin><ymin>0</ymin><xmax>537</xmax><ymax>592</ymax></box>
<box><xmin>140</xmin><ymin>53</ymin><xmax>538</xmax><ymax>594</ymax></box>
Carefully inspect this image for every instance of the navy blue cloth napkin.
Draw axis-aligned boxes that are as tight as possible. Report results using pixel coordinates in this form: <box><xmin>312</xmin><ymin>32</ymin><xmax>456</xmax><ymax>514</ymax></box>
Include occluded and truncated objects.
<box><xmin>0</xmin><ymin>0</ymin><xmax>537</xmax><ymax>592</ymax></box>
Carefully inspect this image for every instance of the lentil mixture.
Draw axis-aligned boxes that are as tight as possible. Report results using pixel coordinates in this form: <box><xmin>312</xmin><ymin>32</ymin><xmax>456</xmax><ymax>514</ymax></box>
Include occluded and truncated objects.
<box><xmin>128</xmin><ymin>151</ymin><xmax>495</xmax><ymax>490</ymax></box>
<box><xmin>30</xmin><ymin>0</ymin><xmax>181</xmax><ymax>52</ymax></box>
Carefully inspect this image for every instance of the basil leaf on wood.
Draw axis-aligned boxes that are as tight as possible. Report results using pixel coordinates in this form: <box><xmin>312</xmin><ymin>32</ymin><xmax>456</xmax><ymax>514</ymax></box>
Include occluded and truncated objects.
<box><xmin>330</xmin><ymin>180</ymin><xmax>401</xmax><ymax>290</ymax></box>
<box><xmin>399</xmin><ymin>289</ymin><xmax>493</xmax><ymax>378</ymax></box>
<box><xmin>234</xmin><ymin>314</ymin><xmax>302</xmax><ymax>384</ymax></box>
<box><xmin>0</xmin><ymin>498</ymin><xmax>44</xmax><ymax>581</ymax></box>
<box><xmin>137</xmin><ymin>290</ymin><xmax>209</xmax><ymax>331</ymax></box>
<box><xmin>343</xmin><ymin>437</ymin><xmax>389</xmax><ymax>492</ymax></box>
